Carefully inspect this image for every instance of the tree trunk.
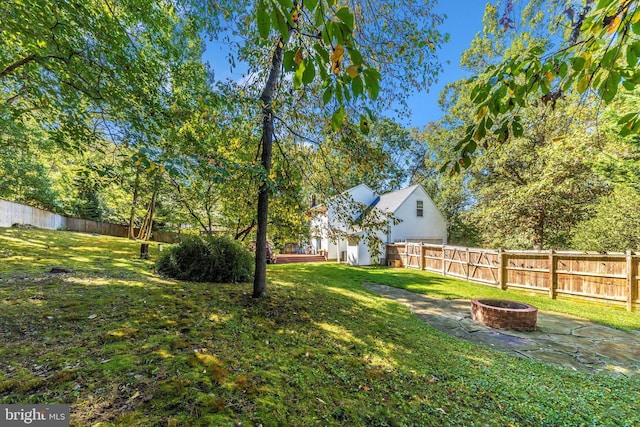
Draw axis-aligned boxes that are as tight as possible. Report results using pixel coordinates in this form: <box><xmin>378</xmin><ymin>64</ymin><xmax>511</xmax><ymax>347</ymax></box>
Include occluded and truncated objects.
<box><xmin>128</xmin><ymin>169</ymin><xmax>141</xmax><ymax>239</ymax></box>
<box><xmin>253</xmin><ymin>36</ymin><xmax>288</xmax><ymax>298</ymax></box>
<box><xmin>136</xmin><ymin>190</ymin><xmax>157</xmax><ymax>241</ymax></box>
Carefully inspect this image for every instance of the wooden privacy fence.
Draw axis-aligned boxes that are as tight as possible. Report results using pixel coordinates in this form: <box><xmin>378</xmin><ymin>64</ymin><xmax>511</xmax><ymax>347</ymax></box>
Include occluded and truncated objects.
<box><xmin>1</xmin><ymin>199</ymin><xmax>180</xmax><ymax>243</ymax></box>
<box><xmin>387</xmin><ymin>243</ymin><xmax>640</xmax><ymax>312</ymax></box>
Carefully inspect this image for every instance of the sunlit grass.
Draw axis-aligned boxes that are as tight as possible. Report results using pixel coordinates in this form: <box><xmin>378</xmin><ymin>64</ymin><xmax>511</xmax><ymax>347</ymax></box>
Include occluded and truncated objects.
<box><xmin>0</xmin><ymin>228</ymin><xmax>638</xmax><ymax>426</ymax></box>
<box><xmin>357</xmin><ymin>266</ymin><xmax>640</xmax><ymax>330</ymax></box>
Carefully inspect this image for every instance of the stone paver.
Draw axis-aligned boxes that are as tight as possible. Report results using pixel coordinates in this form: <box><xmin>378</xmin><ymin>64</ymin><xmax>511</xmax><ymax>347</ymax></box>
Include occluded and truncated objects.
<box><xmin>364</xmin><ymin>283</ymin><xmax>640</xmax><ymax>377</ymax></box>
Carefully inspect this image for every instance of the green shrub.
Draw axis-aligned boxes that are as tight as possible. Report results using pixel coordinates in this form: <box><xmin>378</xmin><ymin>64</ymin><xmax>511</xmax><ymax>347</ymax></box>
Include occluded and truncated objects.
<box><xmin>156</xmin><ymin>236</ymin><xmax>254</xmax><ymax>283</ymax></box>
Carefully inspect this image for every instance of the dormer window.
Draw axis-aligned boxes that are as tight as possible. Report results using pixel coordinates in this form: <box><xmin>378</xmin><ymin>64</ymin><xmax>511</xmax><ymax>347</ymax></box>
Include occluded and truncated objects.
<box><xmin>416</xmin><ymin>200</ymin><xmax>423</xmax><ymax>217</ymax></box>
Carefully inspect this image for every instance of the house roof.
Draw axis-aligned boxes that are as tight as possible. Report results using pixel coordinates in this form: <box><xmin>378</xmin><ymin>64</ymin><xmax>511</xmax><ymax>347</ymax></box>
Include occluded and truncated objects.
<box><xmin>375</xmin><ymin>184</ymin><xmax>420</xmax><ymax>214</ymax></box>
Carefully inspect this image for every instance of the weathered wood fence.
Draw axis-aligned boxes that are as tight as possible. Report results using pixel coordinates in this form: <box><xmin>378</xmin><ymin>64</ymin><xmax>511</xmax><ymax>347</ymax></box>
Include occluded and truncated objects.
<box><xmin>387</xmin><ymin>243</ymin><xmax>639</xmax><ymax>312</ymax></box>
<box><xmin>1</xmin><ymin>199</ymin><xmax>179</xmax><ymax>243</ymax></box>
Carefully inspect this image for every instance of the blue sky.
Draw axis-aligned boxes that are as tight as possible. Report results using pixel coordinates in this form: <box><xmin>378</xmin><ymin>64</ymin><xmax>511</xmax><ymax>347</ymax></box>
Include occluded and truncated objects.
<box><xmin>408</xmin><ymin>1</ymin><xmax>490</xmax><ymax>126</ymax></box>
<box><xmin>204</xmin><ymin>1</ymin><xmax>492</xmax><ymax>128</ymax></box>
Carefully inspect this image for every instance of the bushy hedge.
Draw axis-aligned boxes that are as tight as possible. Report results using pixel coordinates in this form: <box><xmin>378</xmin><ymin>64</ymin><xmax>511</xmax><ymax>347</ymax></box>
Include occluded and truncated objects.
<box><xmin>156</xmin><ymin>236</ymin><xmax>254</xmax><ymax>283</ymax></box>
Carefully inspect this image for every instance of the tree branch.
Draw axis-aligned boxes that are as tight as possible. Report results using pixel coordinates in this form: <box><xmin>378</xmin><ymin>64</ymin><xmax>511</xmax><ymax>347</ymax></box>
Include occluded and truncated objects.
<box><xmin>0</xmin><ymin>54</ymin><xmax>38</xmax><ymax>80</ymax></box>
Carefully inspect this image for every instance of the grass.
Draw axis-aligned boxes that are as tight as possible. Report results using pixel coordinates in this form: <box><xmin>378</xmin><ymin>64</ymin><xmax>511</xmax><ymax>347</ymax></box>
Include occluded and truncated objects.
<box><xmin>1</xmin><ymin>227</ymin><xmax>639</xmax><ymax>426</ymax></box>
<box><xmin>360</xmin><ymin>268</ymin><xmax>640</xmax><ymax>331</ymax></box>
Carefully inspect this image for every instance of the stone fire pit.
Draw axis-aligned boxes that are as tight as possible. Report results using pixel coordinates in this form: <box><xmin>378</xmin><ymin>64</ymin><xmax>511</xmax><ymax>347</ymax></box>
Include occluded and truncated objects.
<box><xmin>471</xmin><ymin>299</ymin><xmax>538</xmax><ymax>331</ymax></box>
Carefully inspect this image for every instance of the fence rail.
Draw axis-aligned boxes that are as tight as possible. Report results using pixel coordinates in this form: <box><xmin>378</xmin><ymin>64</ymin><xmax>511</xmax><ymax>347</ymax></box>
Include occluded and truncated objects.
<box><xmin>1</xmin><ymin>199</ymin><xmax>179</xmax><ymax>243</ymax></box>
<box><xmin>387</xmin><ymin>243</ymin><xmax>639</xmax><ymax>312</ymax></box>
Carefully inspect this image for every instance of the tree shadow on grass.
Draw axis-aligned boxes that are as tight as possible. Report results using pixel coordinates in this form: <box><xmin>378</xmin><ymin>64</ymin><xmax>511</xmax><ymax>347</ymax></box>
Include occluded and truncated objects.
<box><xmin>0</xmin><ymin>260</ymin><xmax>638</xmax><ymax>426</ymax></box>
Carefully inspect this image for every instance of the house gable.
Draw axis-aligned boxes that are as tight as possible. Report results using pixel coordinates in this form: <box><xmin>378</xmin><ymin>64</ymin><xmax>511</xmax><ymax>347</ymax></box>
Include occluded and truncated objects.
<box><xmin>381</xmin><ymin>184</ymin><xmax>447</xmax><ymax>243</ymax></box>
<box><xmin>310</xmin><ymin>183</ymin><xmax>448</xmax><ymax>265</ymax></box>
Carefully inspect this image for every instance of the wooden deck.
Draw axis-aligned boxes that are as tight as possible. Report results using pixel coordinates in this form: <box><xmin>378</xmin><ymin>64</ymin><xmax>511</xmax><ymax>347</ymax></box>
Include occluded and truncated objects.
<box><xmin>274</xmin><ymin>254</ymin><xmax>327</xmax><ymax>264</ymax></box>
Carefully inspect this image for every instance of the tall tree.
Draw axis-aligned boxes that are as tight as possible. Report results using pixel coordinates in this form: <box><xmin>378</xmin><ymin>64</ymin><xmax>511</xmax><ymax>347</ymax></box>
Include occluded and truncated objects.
<box><xmin>451</xmin><ymin>0</ymin><xmax>640</xmax><ymax>169</ymax></box>
<box><xmin>419</xmin><ymin>1</ymin><xmax>612</xmax><ymax>249</ymax></box>
<box><xmin>219</xmin><ymin>0</ymin><xmax>445</xmax><ymax>296</ymax></box>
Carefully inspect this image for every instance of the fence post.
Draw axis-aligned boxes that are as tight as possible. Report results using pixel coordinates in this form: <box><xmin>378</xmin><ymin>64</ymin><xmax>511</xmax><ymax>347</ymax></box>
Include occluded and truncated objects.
<box><xmin>441</xmin><ymin>245</ymin><xmax>447</xmax><ymax>277</ymax></box>
<box><xmin>626</xmin><ymin>250</ymin><xmax>634</xmax><ymax>312</ymax></box>
<box><xmin>498</xmin><ymin>248</ymin><xmax>506</xmax><ymax>289</ymax></box>
<box><xmin>420</xmin><ymin>244</ymin><xmax>425</xmax><ymax>271</ymax></box>
<box><xmin>549</xmin><ymin>249</ymin><xmax>556</xmax><ymax>299</ymax></box>
<box><xmin>466</xmin><ymin>247</ymin><xmax>470</xmax><ymax>281</ymax></box>
<box><xmin>403</xmin><ymin>243</ymin><xmax>408</xmax><ymax>268</ymax></box>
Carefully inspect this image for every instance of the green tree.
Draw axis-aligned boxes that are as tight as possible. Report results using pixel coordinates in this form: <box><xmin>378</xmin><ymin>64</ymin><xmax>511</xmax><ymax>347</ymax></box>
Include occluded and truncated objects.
<box><xmin>1</xmin><ymin>0</ymin><xmax>201</xmax><ymax>149</ymax></box>
<box><xmin>419</xmin><ymin>1</ymin><xmax>612</xmax><ymax>249</ymax></box>
<box><xmin>223</xmin><ymin>0</ymin><xmax>445</xmax><ymax>297</ymax></box>
<box><xmin>468</xmin><ymin>99</ymin><xmax>606</xmax><ymax>249</ymax></box>
<box><xmin>415</xmin><ymin>121</ymin><xmax>479</xmax><ymax>246</ymax></box>
<box><xmin>452</xmin><ymin>0</ymin><xmax>640</xmax><ymax>168</ymax></box>
<box><xmin>571</xmin><ymin>185</ymin><xmax>640</xmax><ymax>251</ymax></box>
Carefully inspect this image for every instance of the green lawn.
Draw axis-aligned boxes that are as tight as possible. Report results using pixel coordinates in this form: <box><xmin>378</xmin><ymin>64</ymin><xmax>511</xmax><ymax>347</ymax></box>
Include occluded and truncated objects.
<box><xmin>1</xmin><ymin>227</ymin><xmax>639</xmax><ymax>426</ymax></box>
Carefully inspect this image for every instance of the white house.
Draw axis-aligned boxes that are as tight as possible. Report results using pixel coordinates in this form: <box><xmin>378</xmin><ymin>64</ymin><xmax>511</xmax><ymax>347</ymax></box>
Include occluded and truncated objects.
<box><xmin>310</xmin><ymin>183</ymin><xmax>447</xmax><ymax>266</ymax></box>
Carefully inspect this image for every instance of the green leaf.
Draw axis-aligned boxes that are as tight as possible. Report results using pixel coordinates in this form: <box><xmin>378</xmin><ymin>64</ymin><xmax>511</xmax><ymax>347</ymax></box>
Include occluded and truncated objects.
<box><xmin>323</xmin><ymin>85</ymin><xmax>333</xmax><ymax>105</ymax></box>
<box><xmin>257</xmin><ymin>0</ymin><xmax>270</xmax><ymax>39</ymax></box>
<box><xmin>601</xmin><ymin>49</ymin><xmax>617</xmax><ymax>68</ymax></box>
<box><xmin>272</xmin><ymin>5</ymin><xmax>289</xmax><ymax>39</ymax></box>
<box><xmin>305</xmin><ymin>0</ymin><xmax>318</xmax><ymax>11</ymax></box>
<box><xmin>472</xmin><ymin>121</ymin><xmax>486</xmax><ymax>141</ymax></box>
<box><xmin>283</xmin><ymin>50</ymin><xmax>296</xmax><ymax>71</ymax></box>
<box><xmin>600</xmin><ymin>71</ymin><xmax>620</xmax><ymax>103</ymax></box>
<box><xmin>293</xmin><ymin>62</ymin><xmax>305</xmax><ymax>88</ymax></box>
<box><xmin>359</xmin><ymin>113</ymin><xmax>370</xmax><ymax>135</ymax></box>
<box><xmin>363</xmin><ymin>68</ymin><xmax>380</xmax><ymax>100</ymax></box>
<box><xmin>322</xmin><ymin>21</ymin><xmax>333</xmax><ymax>44</ymax></box>
<box><xmin>349</xmin><ymin>48</ymin><xmax>363</xmax><ymax>67</ymax></box>
<box><xmin>331</xmin><ymin>106</ymin><xmax>345</xmax><ymax>131</ymax></box>
<box><xmin>577</xmin><ymin>74</ymin><xmax>590</xmax><ymax>94</ymax></box>
<box><xmin>277</xmin><ymin>0</ymin><xmax>293</xmax><ymax>9</ymax></box>
<box><xmin>627</xmin><ymin>46</ymin><xmax>638</xmax><ymax>68</ymax></box>
<box><xmin>512</xmin><ymin>120</ymin><xmax>523</xmax><ymax>138</ymax></box>
<box><xmin>461</xmin><ymin>154</ymin><xmax>471</xmax><ymax>169</ymax></box>
<box><xmin>464</xmin><ymin>140</ymin><xmax>477</xmax><ymax>156</ymax></box>
<box><xmin>572</xmin><ymin>56</ymin><xmax>586</xmax><ymax>72</ymax></box>
<box><xmin>335</xmin><ymin>7</ymin><xmax>354</xmax><ymax>30</ymax></box>
<box><xmin>617</xmin><ymin>112</ymin><xmax>637</xmax><ymax>125</ymax></box>
<box><xmin>366</xmin><ymin>78</ymin><xmax>379</xmax><ymax>100</ymax></box>
<box><xmin>351</xmin><ymin>75</ymin><xmax>364</xmax><ymax>97</ymax></box>
<box><xmin>302</xmin><ymin>61</ymin><xmax>315</xmax><ymax>84</ymax></box>
<box><xmin>313</xmin><ymin>43</ymin><xmax>330</xmax><ymax>64</ymax></box>
<box><xmin>558</xmin><ymin>62</ymin><xmax>568</xmax><ymax>78</ymax></box>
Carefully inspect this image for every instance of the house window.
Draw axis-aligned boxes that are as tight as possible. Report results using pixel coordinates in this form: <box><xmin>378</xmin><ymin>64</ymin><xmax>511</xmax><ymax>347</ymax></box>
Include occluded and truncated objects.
<box><xmin>416</xmin><ymin>200</ymin><xmax>424</xmax><ymax>217</ymax></box>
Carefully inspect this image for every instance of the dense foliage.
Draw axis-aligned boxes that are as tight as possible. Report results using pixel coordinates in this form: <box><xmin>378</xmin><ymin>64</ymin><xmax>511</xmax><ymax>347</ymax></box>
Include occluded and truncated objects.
<box><xmin>5</xmin><ymin>0</ymin><xmax>640</xmax><ymax>263</ymax></box>
<box><xmin>414</xmin><ymin>0</ymin><xmax>640</xmax><ymax>251</ymax></box>
<box><xmin>156</xmin><ymin>236</ymin><xmax>254</xmax><ymax>283</ymax></box>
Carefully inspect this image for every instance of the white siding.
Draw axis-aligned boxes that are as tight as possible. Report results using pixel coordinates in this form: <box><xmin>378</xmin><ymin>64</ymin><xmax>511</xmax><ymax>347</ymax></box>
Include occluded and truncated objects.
<box><xmin>345</xmin><ymin>184</ymin><xmax>378</xmax><ymax>207</ymax></box>
<box><xmin>389</xmin><ymin>187</ymin><xmax>447</xmax><ymax>243</ymax></box>
<box><xmin>312</xmin><ymin>183</ymin><xmax>448</xmax><ymax>265</ymax></box>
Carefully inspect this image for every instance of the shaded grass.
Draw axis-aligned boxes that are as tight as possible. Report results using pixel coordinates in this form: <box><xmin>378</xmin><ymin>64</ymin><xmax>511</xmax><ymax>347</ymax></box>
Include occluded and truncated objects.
<box><xmin>0</xmin><ymin>228</ymin><xmax>639</xmax><ymax>426</ymax></box>
<box><xmin>0</xmin><ymin>227</ymin><xmax>160</xmax><ymax>279</ymax></box>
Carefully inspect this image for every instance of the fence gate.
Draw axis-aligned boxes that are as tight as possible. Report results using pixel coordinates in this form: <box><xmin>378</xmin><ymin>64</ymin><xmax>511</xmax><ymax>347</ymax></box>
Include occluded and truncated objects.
<box><xmin>405</xmin><ymin>243</ymin><xmax>421</xmax><ymax>269</ymax></box>
<box><xmin>444</xmin><ymin>246</ymin><xmax>468</xmax><ymax>279</ymax></box>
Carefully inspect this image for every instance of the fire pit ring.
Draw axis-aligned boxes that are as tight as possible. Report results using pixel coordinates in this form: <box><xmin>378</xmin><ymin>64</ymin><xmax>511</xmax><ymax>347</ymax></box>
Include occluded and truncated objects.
<box><xmin>471</xmin><ymin>299</ymin><xmax>537</xmax><ymax>331</ymax></box>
